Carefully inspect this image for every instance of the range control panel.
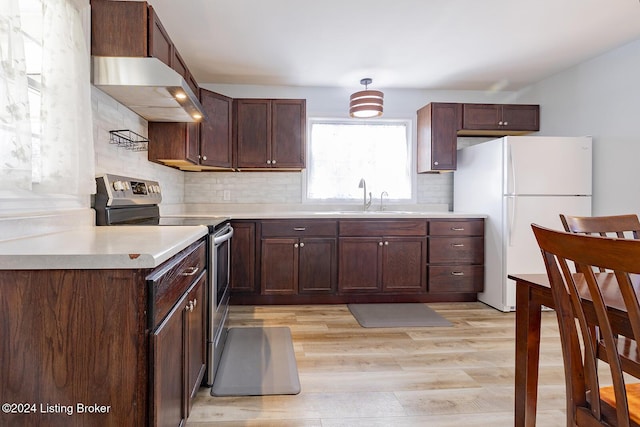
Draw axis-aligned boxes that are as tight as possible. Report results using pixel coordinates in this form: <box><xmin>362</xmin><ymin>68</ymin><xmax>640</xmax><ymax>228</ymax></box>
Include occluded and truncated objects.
<box><xmin>95</xmin><ymin>174</ymin><xmax>162</xmax><ymax>207</ymax></box>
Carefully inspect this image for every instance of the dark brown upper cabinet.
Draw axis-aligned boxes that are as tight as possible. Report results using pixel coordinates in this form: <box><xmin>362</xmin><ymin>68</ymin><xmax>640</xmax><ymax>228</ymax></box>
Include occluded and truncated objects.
<box><xmin>199</xmin><ymin>89</ymin><xmax>233</xmax><ymax>169</ymax></box>
<box><xmin>417</xmin><ymin>102</ymin><xmax>539</xmax><ymax>172</ymax></box>
<box><xmin>417</xmin><ymin>103</ymin><xmax>462</xmax><ymax>172</ymax></box>
<box><xmin>234</xmin><ymin>99</ymin><xmax>306</xmax><ymax>170</ymax></box>
<box><xmin>460</xmin><ymin>103</ymin><xmax>539</xmax><ymax>134</ymax></box>
<box><xmin>149</xmin><ymin>89</ymin><xmax>233</xmax><ymax>171</ymax></box>
<box><xmin>91</xmin><ymin>0</ymin><xmax>198</xmax><ymax>95</ymax></box>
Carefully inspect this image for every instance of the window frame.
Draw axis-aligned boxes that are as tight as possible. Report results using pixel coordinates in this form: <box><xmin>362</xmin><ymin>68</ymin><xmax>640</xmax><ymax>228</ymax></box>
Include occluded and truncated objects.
<box><xmin>302</xmin><ymin>117</ymin><xmax>416</xmax><ymax>206</ymax></box>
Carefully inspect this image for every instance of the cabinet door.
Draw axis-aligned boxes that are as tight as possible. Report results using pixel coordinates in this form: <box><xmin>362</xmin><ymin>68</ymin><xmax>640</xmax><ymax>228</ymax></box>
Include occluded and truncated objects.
<box><xmin>381</xmin><ymin>237</ymin><xmax>426</xmax><ymax>292</ymax></box>
<box><xmin>148</xmin><ymin>6</ymin><xmax>173</xmax><ymax>67</ymax></box>
<box><xmin>91</xmin><ymin>0</ymin><xmax>148</xmax><ymax>57</ymax></box>
<box><xmin>338</xmin><ymin>237</ymin><xmax>382</xmax><ymax>292</ymax></box>
<box><xmin>417</xmin><ymin>103</ymin><xmax>460</xmax><ymax>172</ymax></box>
<box><xmin>461</xmin><ymin>104</ymin><xmax>501</xmax><ymax>130</ymax></box>
<box><xmin>152</xmin><ymin>293</ymin><xmax>187</xmax><ymax>427</ymax></box>
<box><xmin>261</xmin><ymin>238</ymin><xmax>298</xmax><ymax>295</ymax></box>
<box><xmin>235</xmin><ymin>99</ymin><xmax>271</xmax><ymax>168</ymax></box>
<box><xmin>187</xmin><ymin>122</ymin><xmax>200</xmax><ymax>164</ymax></box>
<box><xmin>501</xmin><ymin>104</ymin><xmax>539</xmax><ymax>131</ymax></box>
<box><xmin>200</xmin><ymin>89</ymin><xmax>233</xmax><ymax>168</ymax></box>
<box><xmin>230</xmin><ymin>222</ymin><xmax>257</xmax><ymax>293</ymax></box>
<box><xmin>172</xmin><ymin>49</ymin><xmax>198</xmax><ymax>95</ymax></box>
<box><xmin>299</xmin><ymin>238</ymin><xmax>336</xmax><ymax>293</ymax></box>
<box><xmin>148</xmin><ymin>122</ymin><xmax>199</xmax><ymax>166</ymax></box>
<box><xmin>186</xmin><ymin>275</ymin><xmax>206</xmax><ymax>415</ymax></box>
<box><xmin>271</xmin><ymin>99</ymin><xmax>306</xmax><ymax>168</ymax></box>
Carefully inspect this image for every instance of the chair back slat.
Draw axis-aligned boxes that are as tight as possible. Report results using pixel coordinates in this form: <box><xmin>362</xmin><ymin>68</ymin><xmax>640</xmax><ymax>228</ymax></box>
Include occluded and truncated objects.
<box><xmin>533</xmin><ymin>224</ymin><xmax>640</xmax><ymax>426</ymax></box>
<box><xmin>560</xmin><ymin>214</ymin><xmax>640</xmax><ymax>273</ymax></box>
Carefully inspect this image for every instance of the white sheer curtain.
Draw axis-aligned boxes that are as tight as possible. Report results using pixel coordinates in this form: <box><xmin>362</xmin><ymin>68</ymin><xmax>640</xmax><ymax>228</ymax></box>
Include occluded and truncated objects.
<box><xmin>0</xmin><ymin>0</ymin><xmax>32</xmax><ymax>190</ymax></box>
<box><xmin>0</xmin><ymin>0</ymin><xmax>94</xmax><ymax>196</ymax></box>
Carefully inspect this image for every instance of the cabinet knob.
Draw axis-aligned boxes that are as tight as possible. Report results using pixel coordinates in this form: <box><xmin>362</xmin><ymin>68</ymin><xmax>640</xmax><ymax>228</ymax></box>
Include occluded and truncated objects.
<box><xmin>186</xmin><ymin>301</ymin><xmax>194</xmax><ymax>312</ymax></box>
<box><xmin>202</xmin><ymin>155</ymin><xmax>207</xmax><ymax>161</ymax></box>
<box><xmin>266</xmin><ymin>160</ymin><xmax>272</xmax><ymax>165</ymax></box>
<box><xmin>434</xmin><ymin>161</ymin><xmax>439</xmax><ymax>166</ymax></box>
<box><xmin>503</xmin><ymin>121</ymin><xmax>508</xmax><ymax>126</ymax></box>
<box><xmin>294</xmin><ymin>243</ymin><xmax>299</xmax><ymax>248</ymax></box>
<box><xmin>272</xmin><ymin>160</ymin><xmax>277</xmax><ymax>165</ymax></box>
<box><xmin>451</xmin><ymin>271</ymin><xmax>465</xmax><ymax>276</ymax></box>
<box><xmin>379</xmin><ymin>242</ymin><xmax>383</xmax><ymax>246</ymax></box>
<box><xmin>299</xmin><ymin>242</ymin><xmax>305</xmax><ymax>248</ymax></box>
<box><xmin>193</xmin><ymin>298</ymin><xmax>197</xmax><ymax>308</ymax></box>
<box><xmin>498</xmin><ymin>121</ymin><xmax>503</xmax><ymax>126</ymax></box>
<box><xmin>384</xmin><ymin>241</ymin><xmax>389</xmax><ymax>246</ymax></box>
<box><xmin>451</xmin><ymin>227</ymin><xmax>465</xmax><ymax>231</ymax></box>
<box><xmin>451</xmin><ymin>243</ymin><xmax>465</xmax><ymax>247</ymax></box>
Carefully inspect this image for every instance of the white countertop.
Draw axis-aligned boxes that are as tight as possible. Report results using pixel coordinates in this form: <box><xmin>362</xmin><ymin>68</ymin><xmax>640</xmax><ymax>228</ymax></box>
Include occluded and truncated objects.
<box><xmin>0</xmin><ymin>226</ymin><xmax>208</xmax><ymax>270</ymax></box>
<box><xmin>224</xmin><ymin>210</ymin><xmax>486</xmax><ymax>219</ymax></box>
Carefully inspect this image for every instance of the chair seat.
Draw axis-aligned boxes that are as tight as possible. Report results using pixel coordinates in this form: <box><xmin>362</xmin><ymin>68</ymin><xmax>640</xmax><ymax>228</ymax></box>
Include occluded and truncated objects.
<box><xmin>599</xmin><ymin>383</ymin><xmax>640</xmax><ymax>425</ymax></box>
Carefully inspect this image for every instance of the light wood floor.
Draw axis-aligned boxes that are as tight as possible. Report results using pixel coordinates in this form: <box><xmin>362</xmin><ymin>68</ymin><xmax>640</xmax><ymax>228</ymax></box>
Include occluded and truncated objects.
<box><xmin>187</xmin><ymin>302</ymin><xmax>567</xmax><ymax>426</ymax></box>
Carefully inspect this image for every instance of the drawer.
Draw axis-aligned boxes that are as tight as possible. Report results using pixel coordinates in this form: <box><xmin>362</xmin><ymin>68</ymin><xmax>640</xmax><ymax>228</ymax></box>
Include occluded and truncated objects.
<box><xmin>261</xmin><ymin>220</ymin><xmax>337</xmax><ymax>237</ymax></box>
<box><xmin>148</xmin><ymin>240</ymin><xmax>206</xmax><ymax>328</ymax></box>
<box><xmin>429</xmin><ymin>220</ymin><xmax>483</xmax><ymax>236</ymax></box>
<box><xmin>428</xmin><ymin>236</ymin><xmax>484</xmax><ymax>263</ymax></box>
<box><xmin>428</xmin><ymin>265</ymin><xmax>484</xmax><ymax>293</ymax></box>
<box><xmin>339</xmin><ymin>220</ymin><xmax>427</xmax><ymax>236</ymax></box>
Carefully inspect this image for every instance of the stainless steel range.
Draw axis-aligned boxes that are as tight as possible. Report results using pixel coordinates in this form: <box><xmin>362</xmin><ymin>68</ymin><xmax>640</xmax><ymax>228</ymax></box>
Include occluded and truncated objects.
<box><xmin>93</xmin><ymin>173</ymin><xmax>232</xmax><ymax>385</ymax></box>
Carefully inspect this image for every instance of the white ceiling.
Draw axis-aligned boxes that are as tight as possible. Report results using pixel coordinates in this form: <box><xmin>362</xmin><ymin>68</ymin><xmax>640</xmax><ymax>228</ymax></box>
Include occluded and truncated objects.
<box><xmin>146</xmin><ymin>0</ymin><xmax>640</xmax><ymax>91</ymax></box>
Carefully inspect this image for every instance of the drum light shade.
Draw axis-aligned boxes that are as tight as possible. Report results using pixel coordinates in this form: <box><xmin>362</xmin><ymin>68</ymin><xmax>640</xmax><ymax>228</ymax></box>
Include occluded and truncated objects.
<box><xmin>349</xmin><ymin>78</ymin><xmax>384</xmax><ymax>118</ymax></box>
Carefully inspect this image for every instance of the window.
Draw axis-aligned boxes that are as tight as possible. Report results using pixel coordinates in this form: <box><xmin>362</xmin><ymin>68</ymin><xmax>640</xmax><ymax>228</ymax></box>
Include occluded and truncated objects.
<box><xmin>21</xmin><ymin>0</ymin><xmax>43</xmax><ymax>182</ymax></box>
<box><xmin>306</xmin><ymin>119</ymin><xmax>412</xmax><ymax>202</ymax></box>
<box><xmin>0</xmin><ymin>0</ymin><xmax>94</xmax><ymax>197</ymax></box>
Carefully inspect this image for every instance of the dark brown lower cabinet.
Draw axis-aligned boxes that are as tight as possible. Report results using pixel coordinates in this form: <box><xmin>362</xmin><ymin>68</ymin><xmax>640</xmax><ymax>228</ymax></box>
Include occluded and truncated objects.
<box><xmin>0</xmin><ymin>238</ymin><xmax>207</xmax><ymax>427</ymax></box>
<box><xmin>230</xmin><ymin>218</ymin><xmax>483</xmax><ymax>305</ymax></box>
<box><xmin>152</xmin><ymin>274</ymin><xmax>206</xmax><ymax>427</ymax></box>
<box><xmin>230</xmin><ymin>221</ymin><xmax>257</xmax><ymax>293</ymax></box>
<box><xmin>338</xmin><ymin>237</ymin><xmax>382</xmax><ymax>292</ymax></box>
<box><xmin>261</xmin><ymin>237</ymin><xmax>336</xmax><ymax>295</ymax></box>
<box><xmin>298</xmin><ymin>238</ymin><xmax>336</xmax><ymax>293</ymax></box>
<box><xmin>338</xmin><ymin>236</ymin><xmax>426</xmax><ymax>293</ymax></box>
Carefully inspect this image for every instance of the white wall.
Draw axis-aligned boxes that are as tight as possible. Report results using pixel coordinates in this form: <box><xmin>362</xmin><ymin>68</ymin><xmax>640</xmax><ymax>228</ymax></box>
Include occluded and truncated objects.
<box><xmin>518</xmin><ymin>38</ymin><xmax>640</xmax><ymax>216</ymax></box>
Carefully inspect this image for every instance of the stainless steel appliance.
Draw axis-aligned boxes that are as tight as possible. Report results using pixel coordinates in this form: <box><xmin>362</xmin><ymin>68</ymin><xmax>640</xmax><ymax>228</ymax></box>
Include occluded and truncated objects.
<box><xmin>93</xmin><ymin>173</ymin><xmax>232</xmax><ymax>385</ymax></box>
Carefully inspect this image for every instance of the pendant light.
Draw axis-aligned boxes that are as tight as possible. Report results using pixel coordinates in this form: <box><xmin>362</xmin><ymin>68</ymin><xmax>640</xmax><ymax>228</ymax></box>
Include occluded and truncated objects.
<box><xmin>349</xmin><ymin>78</ymin><xmax>384</xmax><ymax>118</ymax></box>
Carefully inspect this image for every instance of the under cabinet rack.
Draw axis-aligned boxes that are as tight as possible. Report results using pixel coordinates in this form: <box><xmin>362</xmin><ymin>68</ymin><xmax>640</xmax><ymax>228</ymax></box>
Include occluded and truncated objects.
<box><xmin>109</xmin><ymin>130</ymin><xmax>149</xmax><ymax>152</ymax></box>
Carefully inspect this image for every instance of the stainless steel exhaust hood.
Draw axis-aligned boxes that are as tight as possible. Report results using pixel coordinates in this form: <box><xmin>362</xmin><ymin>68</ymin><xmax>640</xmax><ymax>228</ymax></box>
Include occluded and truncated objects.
<box><xmin>91</xmin><ymin>56</ymin><xmax>205</xmax><ymax>123</ymax></box>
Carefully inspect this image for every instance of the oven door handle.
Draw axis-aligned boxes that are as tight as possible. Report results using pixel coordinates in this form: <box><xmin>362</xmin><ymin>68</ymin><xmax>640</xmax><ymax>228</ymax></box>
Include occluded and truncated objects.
<box><xmin>213</xmin><ymin>226</ymin><xmax>234</xmax><ymax>245</ymax></box>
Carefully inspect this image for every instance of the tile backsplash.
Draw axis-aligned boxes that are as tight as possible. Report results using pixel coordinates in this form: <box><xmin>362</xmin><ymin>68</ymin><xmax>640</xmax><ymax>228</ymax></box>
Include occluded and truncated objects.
<box><xmin>184</xmin><ymin>171</ymin><xmax>454</xmax><ymax>209</ymax></box>
<box><xmin>92</xmin><ymin>87</ymin><xmax>185</xmax><ymax>206</ymax></box>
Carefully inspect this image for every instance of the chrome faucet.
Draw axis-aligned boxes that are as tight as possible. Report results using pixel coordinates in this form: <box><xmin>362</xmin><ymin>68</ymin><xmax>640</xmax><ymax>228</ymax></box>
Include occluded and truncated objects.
<box><xmin>380</xmin><ymin>191</ymin><xmax>388</xmax><ymax>211</ymax></box>
<box><xmin>358</xmin><ymin>178</ymin><xmax>372</xmax><ymax>211</ymax></box>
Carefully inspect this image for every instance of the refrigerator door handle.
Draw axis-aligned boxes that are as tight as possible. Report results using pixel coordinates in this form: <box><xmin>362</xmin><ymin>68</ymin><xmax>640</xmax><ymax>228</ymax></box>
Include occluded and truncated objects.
<box><xmin>508</xmin><ymin>196</ymin><xmax>516</xmax><ymax>247</ymax></box>
<box><xmin>508</xmin><ymin>144</ymin><xmax>517</xmax><ymax>196</ymax></box>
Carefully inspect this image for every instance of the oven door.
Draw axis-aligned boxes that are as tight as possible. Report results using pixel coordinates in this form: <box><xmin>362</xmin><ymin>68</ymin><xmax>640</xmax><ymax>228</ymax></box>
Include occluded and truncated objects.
<box><xmin>208</xmin><ymin>224</ymin><xmax>233</xmax><ymax>384</ymax></box>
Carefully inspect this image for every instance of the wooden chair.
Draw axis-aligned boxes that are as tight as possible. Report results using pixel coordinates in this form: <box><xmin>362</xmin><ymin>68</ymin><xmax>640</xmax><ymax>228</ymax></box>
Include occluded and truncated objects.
<box><xmin>532</xmin><ymin>224</ymin><xmax>640</xmax><ymax>427</ymax></box>
<box><xmin>560</xmin><ymin>214</ymin><xmax>640</xmax><ymax>240</ymax></box>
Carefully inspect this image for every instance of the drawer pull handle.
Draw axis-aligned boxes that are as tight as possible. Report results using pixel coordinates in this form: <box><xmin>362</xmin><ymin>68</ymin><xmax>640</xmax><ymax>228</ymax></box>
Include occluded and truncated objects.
<box><xmin>451</xmin><ymin>271</ymin><xmax>465</xmax><ymax>276</ymax></box>
<box><xmin>293</xmin><ymin>227</ymin><xmax>306</xmax><ymax>231</ymax></box>
<box><xmin>182</xmin><ymin>266</ymin><xmax>199</xmax><ymax>276</ymax></box>
<box><xmin>451</xmin><ymin>227</ymin><xmax>465</xmax><ymax>231</ymax></box>
<box><xmin>451</xmin><ymin>243</ymin><xmax>465</xmax><ymax>247</ymax></box>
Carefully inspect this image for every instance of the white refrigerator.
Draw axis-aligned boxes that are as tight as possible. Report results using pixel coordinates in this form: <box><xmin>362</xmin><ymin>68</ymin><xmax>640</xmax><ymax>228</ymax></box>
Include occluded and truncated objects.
<box><xmin>454</xmin><ymin>136</ymin><xmax>592</xmax><ymax>312</ymax></box>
